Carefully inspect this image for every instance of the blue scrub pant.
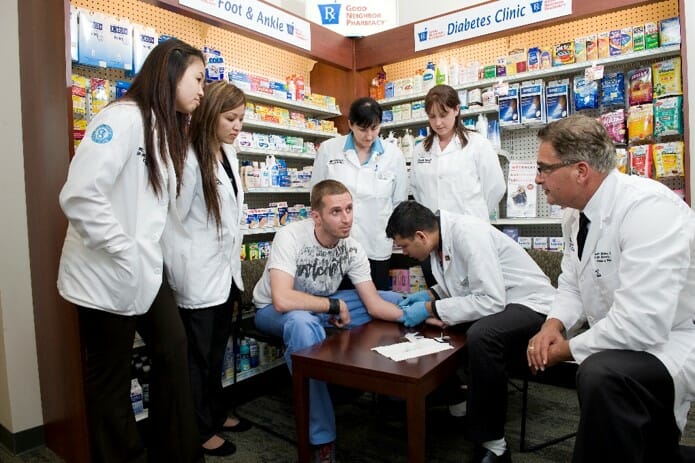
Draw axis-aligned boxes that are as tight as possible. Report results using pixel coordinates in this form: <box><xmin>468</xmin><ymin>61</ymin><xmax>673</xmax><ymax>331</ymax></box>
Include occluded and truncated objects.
<box><xmin>254</xmin><ymin>289</ymin><xmax>402</xmax><ymax>445</ymax></box>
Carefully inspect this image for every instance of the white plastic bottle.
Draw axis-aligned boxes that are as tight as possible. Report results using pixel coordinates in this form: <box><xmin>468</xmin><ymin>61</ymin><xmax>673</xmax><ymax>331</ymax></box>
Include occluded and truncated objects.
<box><xmin>260</xmin><ymin>161</ymin><xmax>270</xmax><ymax>187</ymax></box>
<box><xmin>449</xmin><ymin>57</ymin><xmax>460</xmax><ymax>86</ymax></box>
<box><xmin>130</xmin><ymin>378</ymin><xmax>144</xmax><ymax>415</ymax></box>
<box><xmin>400</xmin><ymin>129</ymin><xmax>414</xmax><ymax>162</ymax></box>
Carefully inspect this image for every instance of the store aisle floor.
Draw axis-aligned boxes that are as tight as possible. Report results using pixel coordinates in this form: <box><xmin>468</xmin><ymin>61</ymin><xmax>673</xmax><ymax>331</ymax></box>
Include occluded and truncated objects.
<box><xmin>2</xmin><ymin>367</ymin><xmax>694</xmax><ymax>463</ymax></box>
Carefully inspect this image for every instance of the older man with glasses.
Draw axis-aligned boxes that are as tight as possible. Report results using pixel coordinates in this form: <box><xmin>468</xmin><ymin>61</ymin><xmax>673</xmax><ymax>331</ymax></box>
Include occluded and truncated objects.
<box><xmin>528</xmin><ymin>114</ymin><xmax>695</xmax><ymax>463</ymax></box>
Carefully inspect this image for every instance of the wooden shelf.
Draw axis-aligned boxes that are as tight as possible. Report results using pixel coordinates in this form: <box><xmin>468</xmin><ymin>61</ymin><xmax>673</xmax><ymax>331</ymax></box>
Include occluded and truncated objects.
<box><xmin>243</xmin><ymin>120</ymin><xmax>338</xmax><ymax>139</ymax></box>
<box><xmin>245</xmin><ymin>187</ymin><xmax>310</xmax><ymax>194</ymax></box>
<box><xmin>245</xmin><ymin>90</ymin><xmax>341</xmax><ymax>119</ymax></box>
<box><xmin>221</xmin><ymin>358</ymin><xmax>286</xmax><ymax>388</ymax></box>
<box><xmin>243</xmin><ymin>227</ymin><xmax>282</xmax><ymax>236</ymax></box>
<box><xmin>237</xmin><ymin>147</ymin><xmax>316</xmax><ymax>160</ymax></box>
<box><xmin>377</xmin><ymin>45</ymin><xmax>681</xmax><ymax>107</ymax></box>
<box><xmin>492</xmin><ymin>218</ymin><xmax>562</xmax><ymax>226</ymax></box>
<box><xmin>381</xmin><ymin>105</ymin><xmax>499</xmax><ymax>129</ymax></box>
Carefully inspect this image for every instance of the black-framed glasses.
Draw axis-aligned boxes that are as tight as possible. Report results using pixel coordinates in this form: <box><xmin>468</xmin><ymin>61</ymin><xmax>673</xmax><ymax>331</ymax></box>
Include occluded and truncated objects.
<box><xmin>536</xmin><ymin>161</ymin><xmax>579</xmax><ymax>175</ymax></box>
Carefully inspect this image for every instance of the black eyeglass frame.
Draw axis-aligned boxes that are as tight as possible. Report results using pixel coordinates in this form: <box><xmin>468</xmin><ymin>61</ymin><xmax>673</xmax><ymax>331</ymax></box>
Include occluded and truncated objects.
<box><xmin>536</xmin><ymin>160</ymin><xmax>579</xmax><ymax>175</ymax></box>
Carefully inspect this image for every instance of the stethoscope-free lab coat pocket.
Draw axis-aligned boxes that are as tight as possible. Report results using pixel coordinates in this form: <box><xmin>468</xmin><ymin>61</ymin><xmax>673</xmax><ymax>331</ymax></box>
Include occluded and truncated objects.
<box><xmin>591</xmin><ymin>265</ymin><xmax>619</xmax><ymax>307</ymax></box>
<box><xmin>110</xmin><ymin>242</ymin><xmax>141</xmax><ymax>310</ymax></box>
<box><xmin>372</xmin><ymin>172</ymin><xmax>394</xmax><ymax>198</ymax></box>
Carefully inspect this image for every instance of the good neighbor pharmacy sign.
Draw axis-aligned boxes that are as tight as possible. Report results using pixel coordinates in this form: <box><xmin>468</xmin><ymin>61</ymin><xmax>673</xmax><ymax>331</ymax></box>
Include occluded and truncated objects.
<box><xmin>306</xmin><ymin>0</ymin><xmax>398</xmax><ymax>37</ymax></box>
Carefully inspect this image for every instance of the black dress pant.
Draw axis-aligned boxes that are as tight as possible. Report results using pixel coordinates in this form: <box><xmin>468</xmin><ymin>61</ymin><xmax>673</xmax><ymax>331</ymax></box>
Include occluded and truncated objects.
<box><xmin>573</xmin><ymin>350</ymin><xmax>682</xmax><ymax>463</ymax></box>
<box><xmin>179</xmin><ymin>285</ymin><xmax>238</xmax><ymax>443</ymax></box>
<box><xmin>465</xmin><ymin>303</ymin><xmax>546</xmax><ymax>443</ymax></box>
<box><xmin>77</xmin><ymin>282</ymin><xmax>203</xmax><ymax>463</ymax></box>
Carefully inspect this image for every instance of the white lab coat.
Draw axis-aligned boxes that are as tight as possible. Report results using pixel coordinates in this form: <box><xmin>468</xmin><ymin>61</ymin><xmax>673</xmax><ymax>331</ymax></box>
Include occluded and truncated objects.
<box><xmin>430</xmin><ymin>210</ymin><xmax>555</xmax><ymax>325</ymax></box>
<box><xmin>547</xmin><ymin>170</ymin><xmax>695</xmax><ymax>431</ymax></box>
<box><xmin>162</xmin><ymin>145</ymin><xmax>245</xmax><ymax>308</ymax></box>
<box><xmin>311</xmin><ymin>134</ymin><xmax>408</xmax><ymax>260</ymax></box>
<box><xmin>410</xmin><ymin>131</ymin><xmax>505</xmax><ymax>221</ymax></box>
<box><xmin>57</xmin><ymin>102</ymin><xmax>171</xmax><ymax>316</ymax></box>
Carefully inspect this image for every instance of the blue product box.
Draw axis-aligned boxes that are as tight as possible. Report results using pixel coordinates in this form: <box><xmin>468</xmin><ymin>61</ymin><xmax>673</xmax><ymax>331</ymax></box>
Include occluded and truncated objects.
<box><xmin>384</xmin><ymin>82</ymin><xmax>395</xmax><ymax>99</ymax></box>
<box><xmin>77</xmin><ymin>9</ymin><xmax>109</xmax><ymax>68</ymax></box>
<box><xmin>546</xmin><ymin>79</ymin><xmax>570</xmax><ymax>122</ymax></box>
<box><xmin>497</xmin><ymin>84</ymin><xmax>519</xmax><ymax>126</ymax></box>
<box><xmin>502</xmin><ymin>227</ymin><xmax>520</xmax><ymax>242</ymax></box>
<box><xmin>520</xmin><ymin>80</ymin><xmax>545</xmax><ymax>124</ymax></box>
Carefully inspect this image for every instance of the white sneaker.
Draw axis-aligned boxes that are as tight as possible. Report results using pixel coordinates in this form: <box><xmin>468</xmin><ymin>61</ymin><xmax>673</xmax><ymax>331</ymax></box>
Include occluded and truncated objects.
<box><xmin>449</xmin><ymin>399</ymin><xmax>467</xmax><ymax>417</ymax></box>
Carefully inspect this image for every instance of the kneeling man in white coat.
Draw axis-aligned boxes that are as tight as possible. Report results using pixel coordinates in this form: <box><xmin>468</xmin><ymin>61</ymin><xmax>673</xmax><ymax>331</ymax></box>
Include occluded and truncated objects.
<box><xmin>386</xmin><ymin>200</ymin><xmax>556</xmax><ymax>463</ymax></box>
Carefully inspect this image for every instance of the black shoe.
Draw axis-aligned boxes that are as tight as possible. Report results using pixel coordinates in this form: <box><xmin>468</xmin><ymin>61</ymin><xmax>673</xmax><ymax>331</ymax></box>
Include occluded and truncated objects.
<box><xmin>221</xmin><ymin>417</ymin><xmax>253</xmax><ymax>432</ymax></box>
<box><xmin>202</xmin><ymin>440</ymin><xmax>236</xmax><ymax>457</ymax></box>
<box><xmin>472</xmin><ymin>447</ymin><xmax>511</xmax><ymax>463</ymax></box>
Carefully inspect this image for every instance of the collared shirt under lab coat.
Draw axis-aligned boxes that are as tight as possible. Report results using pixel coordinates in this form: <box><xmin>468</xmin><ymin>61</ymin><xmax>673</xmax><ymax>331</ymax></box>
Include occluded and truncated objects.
<box><xmin>547</xmin><ymin>170</ymin><xmax>695</xmax><ymax>431</ymax></box>
<box><xmin>430</xmin><ymin>210</ymin><xmax>555</xmax><ymax>325</ymax></box>
<box><xmin>410</xmin><ymin>131</ymin><xmax>505</xmax><ymax>221</ymax></box>
<box><xmin>311</xmin><ymin>134</ymin><xmax>408</xmax><ymax>260</ymax></box>
<box><xmin>161</xmin><ymin>145</ymin><xmax>245</xmax><ymax>308</ymax></box>
<box><xmin>58</xmin><ymin>101</ymin><xmax>171</xmax><ymax>316</ymax></box>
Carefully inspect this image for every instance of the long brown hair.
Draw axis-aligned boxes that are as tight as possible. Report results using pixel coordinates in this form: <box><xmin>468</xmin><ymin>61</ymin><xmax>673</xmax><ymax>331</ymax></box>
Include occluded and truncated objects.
<box><xmin>123</xmin><ymin>38</ymin><xmax>204</xmax><ymax>197</ymax></box>
<box><xmin>423</xmin><ymin>84</ymin><xmax>472</xmax><ymax>152</ymax></box>
<box><xmin>189</xmin><ymin>81</ymin><xmax>246</xmax><ymax>232</ymax></box>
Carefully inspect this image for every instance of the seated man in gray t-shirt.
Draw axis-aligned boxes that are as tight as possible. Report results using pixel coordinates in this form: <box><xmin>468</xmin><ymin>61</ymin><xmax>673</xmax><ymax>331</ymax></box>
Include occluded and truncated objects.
<box><xmin>254</xmin><ymin>179</ymin><xmax>403</xmax><ymax>462</ymax></box>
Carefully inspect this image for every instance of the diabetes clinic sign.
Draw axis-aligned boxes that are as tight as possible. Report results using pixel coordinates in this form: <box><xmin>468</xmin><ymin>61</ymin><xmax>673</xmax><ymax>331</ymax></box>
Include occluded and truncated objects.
<box><xmin>305</xmin><ymin>0</ymin><xmax>398</xmax><ymax>37</ymax></box>
<box><xmin>414</xmin><ymin>0</ymin><xmax>572</xmax><ymax>52</ymax></box>
<box><xmin>179</xmin><ymin>0</ymin><xmax>311</xmax><ymax>51</ymax></box>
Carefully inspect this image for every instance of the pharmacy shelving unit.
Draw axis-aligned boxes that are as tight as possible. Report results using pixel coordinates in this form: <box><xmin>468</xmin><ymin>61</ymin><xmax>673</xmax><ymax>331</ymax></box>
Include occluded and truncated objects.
<box><xmin>239</xmin><ymin>93</ymin><xmax>340</xmax><ymax>239</ymax></box>
<box><xmin>377</xmin><ymin>44</ymin><xmax>684</xmax><ymax>236</ymax></box>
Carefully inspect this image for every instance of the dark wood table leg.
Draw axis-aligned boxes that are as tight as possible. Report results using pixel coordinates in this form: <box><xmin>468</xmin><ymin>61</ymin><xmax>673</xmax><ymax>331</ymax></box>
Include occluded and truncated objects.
<box><xmin>406</xmin><ymin>386</ymin><xmax>427</xmax><ymax>463</ymax></box>
<box><xmin>293</xmin><ymin>362</ymin><xmax>311</xmax><ymax>463</ymax></box>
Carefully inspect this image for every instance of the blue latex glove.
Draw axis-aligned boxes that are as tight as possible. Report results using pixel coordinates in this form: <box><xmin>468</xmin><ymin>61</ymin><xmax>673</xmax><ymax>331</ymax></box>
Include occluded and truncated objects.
<box><xmin>398</xmin><ymin>301</ymin><xmax>429</xmax><ymax>327</ymax></box>
<box><xmin>398</xmin><ymin>290</ymin><xmax>431</xmax><ymax>308</ymax></box>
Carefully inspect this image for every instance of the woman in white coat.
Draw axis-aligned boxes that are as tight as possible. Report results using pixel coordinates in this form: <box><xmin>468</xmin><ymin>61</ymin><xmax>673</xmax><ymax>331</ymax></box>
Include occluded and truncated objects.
<box><xmin>410</xmin><ymin>84</ymin><xmax>505</xmax><ymax>286</ymax></box>
<box><xmin>311</xmin><ymin>97</ymin><xmax>408</xmax><ymax>289</ymax></box>
<box><xmin>410</xmin><ymin>84</ymin><xmax>505</xmax><ymax>221</ymax></box>
<box><xmin>57</xmin><ymin>39</ymin><xmax>205</xmax><ymax>463</ymax></box>
<box><xmin>162</xmin><ymin>81</ymin><xmax>249</xmax><ymax>456</ymax></box>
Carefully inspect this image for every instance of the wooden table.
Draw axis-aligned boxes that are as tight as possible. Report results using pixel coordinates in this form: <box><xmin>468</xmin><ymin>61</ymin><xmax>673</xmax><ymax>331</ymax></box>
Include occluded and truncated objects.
<box><xmin>291</xmin><ymin>319</ymin><xmax>466</xmax><ymax>463</ymax></box>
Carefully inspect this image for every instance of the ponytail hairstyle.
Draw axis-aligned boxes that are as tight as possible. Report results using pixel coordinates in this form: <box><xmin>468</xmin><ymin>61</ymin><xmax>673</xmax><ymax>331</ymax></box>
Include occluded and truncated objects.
<box><xmin>422</xmin><ymin>84</ymin><xmax>471</xmax><ymax>152</ymax></box>
<box><xmin>123</xmin><ymin>38</ymin><xmax>204</xmax><ymax>197</ymax></box>
<box><xmin>189</xmin><ymin>81</ymin><xmax>246</xmax><ymax>233</ymax></box>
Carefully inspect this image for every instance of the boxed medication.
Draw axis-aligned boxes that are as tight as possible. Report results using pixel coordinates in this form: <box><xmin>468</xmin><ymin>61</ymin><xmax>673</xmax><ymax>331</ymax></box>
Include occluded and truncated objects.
<box><xmin>546</xmin><ymin>79</ymin><xmax>570</xmax><ymax>122</ymax></box>
<box><xmin>497</xmin><ymin>84</ymin><xmax>520</xmax><ymax>126</ymax></box>
<box><xmin>520</xmin><ymin>79</ymin><xmax>545</xmax><ymax>124</ymax></box>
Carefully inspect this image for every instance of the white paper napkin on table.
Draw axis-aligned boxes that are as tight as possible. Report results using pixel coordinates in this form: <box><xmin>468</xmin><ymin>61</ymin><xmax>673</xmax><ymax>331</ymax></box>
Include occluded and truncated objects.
<box><xmin>372</xmin><ymin>337</ymin><xmax>453</xmax><ymax>361</ymax></box>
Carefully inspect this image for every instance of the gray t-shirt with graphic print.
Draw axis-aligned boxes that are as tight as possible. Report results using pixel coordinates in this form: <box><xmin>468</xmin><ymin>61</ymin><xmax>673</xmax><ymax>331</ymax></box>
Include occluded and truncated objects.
<box><xmin>252</xmin><ymin>218</ymin><xmax>371</xmax><ymax>308</ymax></box>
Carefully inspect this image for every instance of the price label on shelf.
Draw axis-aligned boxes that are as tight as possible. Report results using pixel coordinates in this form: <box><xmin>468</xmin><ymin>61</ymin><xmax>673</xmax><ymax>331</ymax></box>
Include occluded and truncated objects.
<box><xmin>585</xmin><ymin>64</ymin><xmax>604</xmax><ymax>81</ymax></box>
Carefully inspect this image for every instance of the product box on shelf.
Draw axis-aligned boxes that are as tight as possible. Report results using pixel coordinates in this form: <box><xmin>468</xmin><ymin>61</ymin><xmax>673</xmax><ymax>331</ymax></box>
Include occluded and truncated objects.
<box><xmin>659</xmin><ymin>17</ymin><xmax>681</xmax><ymax>47</ymax></box>
<box><xmin>546</xmin><ymin>79</ymin><xmax>570</xmax><ymax>123</ymax></box>
<box><xmin>548</xmin><ymin>237</ymin><xmax>565</xmax><ymax>252</ymax></box>
<box><xmin>132</xmin><ymin>24</ymin><xmax>156</xmax><ymax>75</ymax></box>
<box><xmin>517</xmin><ymin>236</ymin><xmax>532</xmax><ymax>250</ymax></box>
<box><xmin>532</xmin><ymin>237</ymin><xmax>549</xmax><ymax>250</ymax></box>
<box><xmin>77</xmin><ymin>9</ymin><xmax>109</xmax><ymax>68</ymax></box>
<box><xmin>498</xmin><ymin>84</ymin><xmax>519</xmax><ymax>126</ymax></box>
<box><xmin>520</xmin><ymin>79</ymin><xmax>546</xmax><ymax>125</ymax></box>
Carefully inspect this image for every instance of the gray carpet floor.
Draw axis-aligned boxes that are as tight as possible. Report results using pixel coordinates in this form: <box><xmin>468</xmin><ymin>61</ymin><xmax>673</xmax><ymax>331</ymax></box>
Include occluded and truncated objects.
<box><xmin>3</xmin><ymin>369</ymin><xmax>695</xmax><ymax>462</ymax></box>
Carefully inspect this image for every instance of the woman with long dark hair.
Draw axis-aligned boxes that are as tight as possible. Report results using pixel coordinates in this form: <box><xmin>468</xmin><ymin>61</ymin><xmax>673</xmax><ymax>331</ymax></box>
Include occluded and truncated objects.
<box><xmin>58</xmin><ymin>38</ymin><xmax>206</xmax><ymax>463</ymax></box>
<box><xmin>163</xmin><ymin>81</ymin><xmax>250</xmax><ymax>456</ymax></box>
